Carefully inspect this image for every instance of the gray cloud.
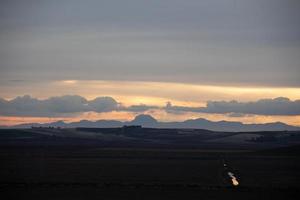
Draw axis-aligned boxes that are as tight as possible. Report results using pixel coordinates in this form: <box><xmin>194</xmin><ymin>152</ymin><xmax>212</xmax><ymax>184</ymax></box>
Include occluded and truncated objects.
<box><xmin>226</xmin><ymin>113</ymin><xmax>249</xmax><ymax>118</ymax></box>
<box><xmin>0</xmin><ymin>95</ymin><xmax>158</xmax><ymax>117</ymax></box>
<box><xmin>122</xmin><ymin>104</ymin><xmax>159</xmax><ymax>112</ymax></box>
<box><xmin>43</xmin><ymin>95</ymin><xmax>88</xmax><ymax>113</ymax></box>
<box><xmin>0</xmin><ymin>95</ymin><xmax>118</xmax><ymax>117</ymax></box>
<box><xmin>0</xmin><ymin>0</ymin><xmax>299</xmax><ymax>87</ymax></box>
<box><xmin>1</xmin><ymin>96</ymin><xmax>299</xmax><ymax>117</ymax></box>
<box><xmin>165</xmin><ymin>97</ymin><xmax>300</xmax><ymax>116</ymax></box>
<box><xmin>88</xmin><ymin>97</ymin><xmax>119</xmax><ymax>112</ymax></box>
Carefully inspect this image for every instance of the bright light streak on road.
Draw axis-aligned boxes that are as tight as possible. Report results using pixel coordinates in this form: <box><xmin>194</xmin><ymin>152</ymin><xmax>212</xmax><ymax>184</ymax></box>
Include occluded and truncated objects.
<box><xmin>227</xmin><ymin>172</ymin><xmax>239</xmax><ymax>186</ymax></box>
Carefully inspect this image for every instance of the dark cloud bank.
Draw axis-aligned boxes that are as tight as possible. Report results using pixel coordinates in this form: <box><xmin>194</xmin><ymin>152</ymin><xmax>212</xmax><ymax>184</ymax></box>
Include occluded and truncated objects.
<box><xmin>0</xmin><ymin>95</ymin><xmax>119</xmax><ymax>117</ymax></box>
<box><xmin>0</xmin><ymin>95</ymin><xmax>300</xmax><ymax>117</ymax></box>
<box><xmin>165</xmin><ymin>97</ymin><xmax>300</xmax><ymax>116</ymax></box>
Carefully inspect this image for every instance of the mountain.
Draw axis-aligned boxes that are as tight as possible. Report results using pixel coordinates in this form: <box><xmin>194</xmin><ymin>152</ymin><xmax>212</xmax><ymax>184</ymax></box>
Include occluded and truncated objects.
<box><xmin>4</xmin><ymin>114</ymin><xmax>300</xmax><ymax>132</ymax></box>
<box><xmin>71</xmin><ymin>120</ymin><xmax>123</xmax><ymax>128</ymax></box>
<box><xmin>128</xmin><ymin>114</ymin><xmax>158</xmax><ymax>127</ymax></box>
<box><xmin>160</xmin><ymin>119</ymin><xmax>298</xmax><ymax>132</ymax></box>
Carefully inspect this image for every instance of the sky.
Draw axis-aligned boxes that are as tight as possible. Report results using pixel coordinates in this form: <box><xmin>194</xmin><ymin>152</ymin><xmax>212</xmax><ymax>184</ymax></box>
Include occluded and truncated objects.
<box><xmin>0</xmin><ymin>0</ymin><xmax>300</xmax><ymax>126</ymax></box>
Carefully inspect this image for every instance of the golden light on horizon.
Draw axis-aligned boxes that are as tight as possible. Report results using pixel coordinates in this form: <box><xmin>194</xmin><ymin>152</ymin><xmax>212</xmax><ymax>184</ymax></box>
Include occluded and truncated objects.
<box><xmin>61</xmin><ymin>80</ymin><xmax>78</xmax><ymax>84</ymax></box>
<box><xmin>1</xmin><ymin>111</ymin><xmax>300</xmax><ymax>127</ymax></box>
<box><xmin>0</xmin><ymin>80</ymin><xmax>300</xmax><ymax>126</ymax></box>
<box><xmin>2</xmin><ymin>80</ymin><xmax>300</xmax><ymax>105</ymax></box>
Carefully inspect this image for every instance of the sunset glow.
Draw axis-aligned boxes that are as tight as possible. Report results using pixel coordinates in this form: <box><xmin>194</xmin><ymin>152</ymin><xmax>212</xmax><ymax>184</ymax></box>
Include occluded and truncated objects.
<box><xmin>2</xmin><ymin>80</ymin><xmax>300</xmax><ymax>104</ymax></box>
<box><xmin>0</xmin><ymin>80</ymin><xmax>300</xmax><ymax>126</ymax></box>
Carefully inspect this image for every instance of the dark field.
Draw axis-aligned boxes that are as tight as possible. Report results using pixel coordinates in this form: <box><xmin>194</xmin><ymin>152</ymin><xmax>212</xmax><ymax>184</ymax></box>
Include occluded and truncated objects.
<box><xmin>0</xmin><ymin>147</ymin><xmax>299</xmax><ymax>200</ymax></box>
<box><xmin>0</xmin><ymin>128</ymin><xmax>299</xmax><ymax>199</ymax></box>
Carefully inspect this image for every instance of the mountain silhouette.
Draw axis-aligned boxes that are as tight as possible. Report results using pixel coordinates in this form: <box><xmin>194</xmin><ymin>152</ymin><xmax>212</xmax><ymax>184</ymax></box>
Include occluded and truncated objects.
<box><xmin>128</xmin><ymin>114</ymin><xmax>158</xmax><ymax>126</ymax></box>
<box><xmin>5</xmin><ymin>114</ymin><xmax>299</xmax><ymax>132</ymax></box>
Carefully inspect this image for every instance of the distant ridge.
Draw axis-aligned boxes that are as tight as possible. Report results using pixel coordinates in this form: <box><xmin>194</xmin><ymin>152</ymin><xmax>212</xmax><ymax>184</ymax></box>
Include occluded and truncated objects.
<box><xmin>3</xmin><ymin>114</ymin><xmax>299</xmax><ymax>132</ymax></box>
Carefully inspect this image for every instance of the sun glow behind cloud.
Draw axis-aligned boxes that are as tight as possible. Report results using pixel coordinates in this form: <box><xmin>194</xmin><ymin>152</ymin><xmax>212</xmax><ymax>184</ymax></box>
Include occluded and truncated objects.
<box><xmin>2</xmin><ymin>80</ymin><xmax>300</xmax><ymax>104</ymax></box>
<box><xmin>0</xmin><ymin>80</ymin><xmax>300</xmax><ymax>126</ymax></box>
<box><xmin>61</xmin><ymin>80</ymin><xmax>78</xmax><ymax>85</ymax></box>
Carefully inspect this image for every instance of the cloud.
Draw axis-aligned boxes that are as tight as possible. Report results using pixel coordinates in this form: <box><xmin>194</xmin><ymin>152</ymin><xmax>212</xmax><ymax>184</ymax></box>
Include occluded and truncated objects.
<box><xmin>226</xmin><ymin>113</ymin><xmax>248</xmax><ymax>118</ymax></box>
<box><xmin>88</xmin><ymin>97</ymin><xmax>119</xmax><ymax>112</ymax></box>
<box><xmin>165</xmin><ymin>97</ymin><xmax>300</xmax><ymax>116</ymax></box>
<box><xmin>0</xmin><ymin>95</ymin><xmax>158</xmax><ymax>117</ymax></box>
<box><xmin>122</xmin><ymin>104</ymin><xmax>159</xmax><ymax>112</ymax></box>
<box><xmin>43</xmin><ymin>95</ymin><xmax>88</xmax><ymax>113</ymax></box>
<box><xmin>1</xmin><ymin>96</ymin><xmax>300</xmax><ymax>117</ymax></box>
<box><xmin>0</xmin><ymin>95</ymin><xmax>119</xmax><ymax>117</ymax></box>
<box><xmin>1</xmin><ymin>1</ymin><xmax>300</xmax><ymax>87</ymax></box>
<box><xmin>0</xmin><ymin>95</ymin><xmax>46</xmax><ymax>117</ymax></box>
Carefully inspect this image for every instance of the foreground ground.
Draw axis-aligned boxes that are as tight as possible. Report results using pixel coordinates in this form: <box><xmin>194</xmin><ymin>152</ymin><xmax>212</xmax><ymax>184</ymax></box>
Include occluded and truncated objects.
<box><xmin>0</xmin><ymin>128</ymin><xmax>299</xmax><ymax>199</ymax></box>
<box><xmin>0</xmin><ymin>146</ymin><xmax>299</xmax><ymax>200</ymax></box>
